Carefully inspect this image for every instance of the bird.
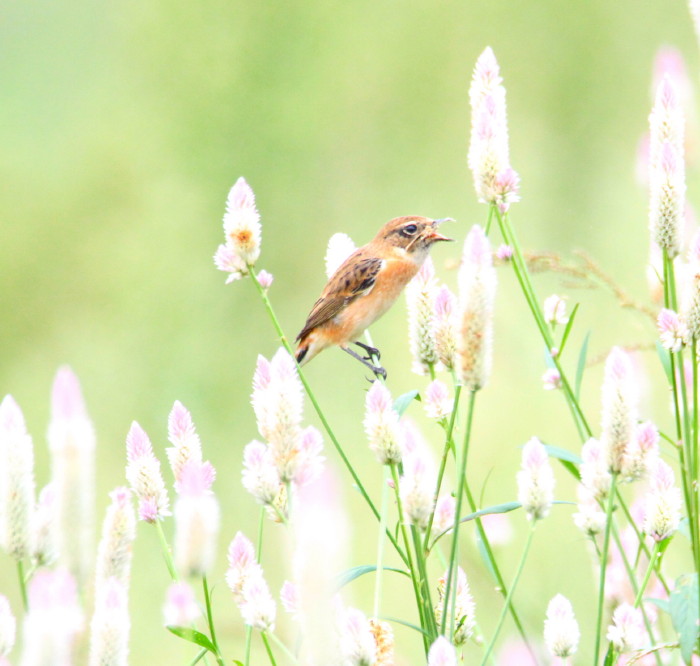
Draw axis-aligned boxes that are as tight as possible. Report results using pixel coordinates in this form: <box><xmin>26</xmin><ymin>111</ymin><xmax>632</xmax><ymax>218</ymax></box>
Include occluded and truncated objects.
<box><xmin>295</xmin><ymin>216</ymin><xmax>454</xmax><ymax>379</ymax></box>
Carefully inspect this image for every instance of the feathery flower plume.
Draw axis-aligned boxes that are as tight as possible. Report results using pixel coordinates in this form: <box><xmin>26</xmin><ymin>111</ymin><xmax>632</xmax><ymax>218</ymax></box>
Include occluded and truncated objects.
<box><xmin>32</xmin><ymin>483</ymin><xmax>58</xmax><ymax>566</ymax></box>
<box><xmin>163</xmin><ymin>582</ymin><xmax>200</xmax><ymax>626</ymax></box>
<box><xmin>573</xmin><ymin>491</ymin><xmax>606</xmax><ymax>537</ymax></box>
<box><xmin>325</xmin><ymin>232</ymin><xmax>356</xmax><ymax>278</ymax></box>
<box><xmin>88</xmin><ymin>577</ymin><xmax>130</xmax><ymax>666</ymax></box>
<box><xmin>578</xmin><ymin>437</ymin><xmax>611</xmax><ymax>501</ymax></box>
<box><xmin>95</xmin><ymin>487</ymin><xmax>136</xmax><ymax>591</ymax></box>
<box><xmin>543</xmin><ymin>294</ymin><xmax>568</xmax><ymax>325</ymax></box>
<box><xmin>368</xmin><ymin>619</ymin><xmax>395</xmax><ymax>666</ymax></box>
<box><xmin>600</xmin><ymin>347</ymin><xmax>638</xmax><ymax>474</ymax></box>
<box><xmin>468</xmin><ymin>47</ymin><xmax>520</xmax><ymax>209</ymax></box>
<box><xmin>166</xmin><ymin>401</ymin><xmax>203</xmax><ymax>487</ymax></box>
<box><xmin>125</xmin><ymin>422</ymin><xmax>170</xmax><ymax>523</ymax></box>
<box><xmin>644</xmin><ymin>458</ymin><xmax>682</xmax><ymax>541</ymax></box>
<box><xmin>517</xmin><ymin>437</ymin><xmax>555</xmax><ymax>521</ymax></box>
<box><xmin>242</xmin><ymin>440</ymin><xmax>281</xmax><ymax>506</ymax></box>
<box><xmin>427</xmin><ymin>636</ymin><xmax>458</xmax><ymax>666</ymax></box>
<box><xmin>48</xmin><ymin>366</ymin><xmax>95</xmax><ymax>583</ymax></box>
<box><xmin>213</xmin><ymin>244</ymin><xmax>245</xmax><ymax>284</ymax></box>
<box><xmin>544</xmin><ymin>594</ymin><xmax>580</xmax><ymax>658</ymax></box>
<box><xmin>622</xmin><ymin>421</ymin><xmax>660</xmax><ymax>481</ymax></box>
<box><xmin>457</xmin><ymin>225</ymin><xmax>496</xmax><ymax>391</ymax></box>
<box><xmin>0</xmin><ymin>395</ymin><xmax>36</xmax><ymax>560</ymax></box>
<box><xmin>406</xmin><ymin>256</ymin><xmax>439</xmax><ymax>374</ymax></box>
<box><xmin>649</xmin><ymin>76</ymin><xmax>685</xmax><ymax>258</ymax></box>
<box><xmin>433</xmin><ymin>285</ymin><xmax>458</xmax><ymax>369</ymax></box>
<box><xmin>424</xmin><ymin>379</ymin><xmax>452</xmax><ymax>420</ymax></box>
<box><xmin>435</xmin><ymin>567</ymin><xmax>476</xmax><ymax>645</ymax></box>
<box><xmin>606</xmin><ymin>603</ymin><xmax>646</xmax><ymax>653</ymax></box>
<box><xmin>225</xmin><ymin>532</ymin><xmax>259</xmax><ymax>602</ymax></box>
<box><xmin>20</xmin><ymin>569</ymin><xmax>83</xmax><ymax>666</ymax></box>
<box><xmin>339</xmin><ymin>607</ymin><xmax>377</xmax><ymax>666</ymax></box>
<box><xmin>364</xmin><ymin>381</ymin><xmax>403</xmax><ymax>465</ymax></box>
<box><xmin>657</xmin><ymin>308</ymin><xmax>686</xmax><ymax>351</ymax></box>
<box><xmin>399</xmin><ymin>422</ymin><xmax>436</xmax><ymax>530</ymax></box>
<box><xmin>279</xmin><ymin>581</ymin><xmax>300</xmax><ymax>618</ymax></box>
<box><xmin>0</xmin><ymin>595</ymin><xmax>15</xmax><ymax>658</ymax></box>
<box><xmin>542</xmin><ymin>368</ymin><xmax>562</xmax><ymax>391</ymax></box>
<box><xmin>173</xmin><ymin>460</ymin><xmax>220</xmax><ymax>577</ymax></box>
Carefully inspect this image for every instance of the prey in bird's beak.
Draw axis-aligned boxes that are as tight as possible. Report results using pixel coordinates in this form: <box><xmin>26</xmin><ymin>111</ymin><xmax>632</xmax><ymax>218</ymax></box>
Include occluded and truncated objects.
<box><xmin>426</xmin><ymin>217</ymin><xmax>456</xmax><ymax>243</ymax></box>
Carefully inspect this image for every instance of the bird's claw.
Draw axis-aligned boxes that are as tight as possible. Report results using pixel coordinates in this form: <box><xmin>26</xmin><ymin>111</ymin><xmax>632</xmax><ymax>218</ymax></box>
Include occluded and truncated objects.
<box><xmin>354</xmin><ymin>341</ymin><xmax>381</xmax><ymax>362</ymax></box>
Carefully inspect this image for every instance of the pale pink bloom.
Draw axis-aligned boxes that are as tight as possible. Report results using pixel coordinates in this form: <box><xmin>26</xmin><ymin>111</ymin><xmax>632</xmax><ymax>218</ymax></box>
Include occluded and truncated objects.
<box><xmin>88</xmin><ymin>577</ymin><xmax>130</xmax><ymax>666</ymax></box>
<box><xmin>166</xmin><ymin>401</ymin><xmax>203</xmax><ymax>487</ymax></box>
<box><xmin>225</xmin><ymin>532</ymin><xmax>259</xmax><ymax>603</ymax></box>
<box><xmin>21</xmin><ymin>569</ymin><xmax>83</xmax><ymax>666</ymax></box>
<box><xmin>173</xmin><ymin>460</ymin><xmax>220</xmax><ymax>577</ymax></box>
<box><xmin>544</xmin><ymin>594</ymin><xmax>580</xmax><ymax>658</ymax></box>
<box><xmin>622</xmin><ymin>421</ymin><xmax>660</xmax><ymax>481</ymax></box>
<box><xmin>242</xmin><ymin>440</ymin><xmax>281</xmax><ymax>506</ymax></box>
<box><xmin>657</xmin><ymin>308</ymin><xmax>686</xmax><ymax>351</ymax></box>
<box><xmin>457</xmin><ymin>225</ymin><xmax>496</xmax><ymax>391</ymax></box>
<box><xmin>433</xmin><ymin>285</ymin><xmax>458</xmax><ymax>369</ymax></box>
<box><xmin>573</xmin><ymin>489</ymin><xmax>606</xmax><ymax>536</ymax></box>
<box><xmin>497</xmin><ymin>639</ymin><xmax>541</xmax><ymax>665</ymax></box>
<box><xmin>543</xmin><ymin>294</ymin><xmax>568</xmax><ymax>325</ymax></box>
<box><xmin>279</xmin><ymin>581</ymin><xmax>300</xmax><ymax>617</ymax></box>
<box><xmin>480</xmin><ymin>512</ymin><xmax>513</xmax><ymax>546</ymax></box>
<box><xmin>542</xmin><ymin>368</ymin><xmax>562</xmax><ymax>391</ymax></box>
<box><xmin>0</xmin><ymin>395</ymin><xmax>36</xmax><ymax>560</ymax></box>
<box><xmin>95</xmin><ymin>487</ymin><xmax>136</xmax><ymax>590</ymax></box>
<box><xmin>293</xmin><ymin>425</ymin><xmax>325</xmax><ymax>487</ymax></box>
<box><xmin>214</xmin><ymin>243</ymin><xmax>245</xmax><ymax>283</ymax></box>
<box><xmin>578</xmin><ymin>437</ymin><xmax>611</xmax><ymax>501</ymax></box>
<box><xmin>238</xmin><ymin>568</ymin><xmax>276</xmax><ymax>632</ymax></box>
<box><xmin>399</xmin><ymin>423</ymin><xmax>436</xmax><ymax>530</ymax></box>
<box><xmin>256</xmin><ymin>269</ymin><xmax>274</xmax><ymax>289</ymax></box>
<box><xmin>517</xmin><ymin>437</ymin><xmax>554</xmax><ymax>521</ymax></box>
<box><xmin>644</xmin><ymin>459</ymin><xmax>682</xmax><ymax>541</ymax></box>
<box><xmin>339</xmin><ymin>607</ymin><xmax>377</xmax><ymax>665</ymax></box>
<box><xmin>32</xmin><ymin>483</ymin><xmax>58</xmax><ymax>566</ymax></box>
<box><xmin>427</xmin><ymin>636</ymin><xmax>457</xmax><ymax>666</ymax></box>
<box><xmin>424</xmin><ymin>379</ymin><xmax>451</xmax><ymax>420</ymax></box>
<box><xmin>600</xmin><ymin>347</ymin><xmax>638</xmax><ymax>474</ymax></box>
<box><xmin>222</xmin><ymin>176</ymin><xmax>262</xmax><ymax>267</ymax></box>
<box><xmin>406</xmin><ymin>256</ymin><xmax>439</xmax><ymax>374</ymax></box>
<box><xmin>325</xmin><ymin>233</ymin><xmax>356</xmax><ymax>279</ymax></box>
<box><xmin>163</xmin><ymin>582</ymin><xmax>200</xmax><ymax>626</ymax></box>
<box><xmin>0</xmin><ymin>595</ymin><xmax>15</xmax><ymax>656</ymax></box>
<box><xmin>431</xmin><ymin>495</ymin><xmax>456</xmax><ymax>538</ymax></box>
<box><xmin>493</xmin><ymin>167</ymin><xmax>521</xmax><ymax>212</ymax></box>
<box><xmin>435</xmin><ymin>567</ymin><xmax>476</xmax><ymax>645</ymax></box>
<box><xmin>364</xmin><ymin>381</ymin><xmax>403</xmax><ymax>465</ymax></box>
<box><xmin>496</xmin><ymin>244</ymin><xmax>513</xmax><ymax>260</ymax></box>
<box><xmin>606</xmin><ymin>603</ymin><xmax>646</xmax><ymax>652</ymax></box>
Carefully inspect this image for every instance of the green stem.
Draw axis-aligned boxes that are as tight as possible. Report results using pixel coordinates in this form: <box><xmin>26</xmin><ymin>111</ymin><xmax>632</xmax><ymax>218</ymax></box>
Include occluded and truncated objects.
<box><xmin>248</xmin><ymin>267</ymin><xmax>408</xmax><ymax>567</ymax></box>
<box><xmin>16</xmin><ymin>560</ymin><xmax>28</xmax><ymax>612</ymax></box>
<box><xmin>594</xmin><ymin>474</ymin><xmax>618</xmax><ymax>666</ymax></box>
<box><xmin>245</xmin><ymin>508</ymin><xmax>266</xmax><ymax>666</ymax></box>
<box><xmin>261</xmin><ymin>631</ymin><xmax>278</xmax><ymax>666</ymax></box>
<box><xmin>634</xmin><ymin>542</ymin><xmax>661</xmax><ymax>609</ymax></box>
<box><xmin>202</xmin><ymin>576</ymin><xmax>224</xmax><ymax>665</ymax></box>
<box><xmin>480</xmin><ymin>521</ymin><xmax>536</xmax><ymax>665</ymax></box>
<box><xmin>373</xmin><ymin>466</ymin><xmax>391</xmax><ymax>619</ymax></box>
<box><xmin>189</xmin><ymin>649</ymin><xmax>208</xmax><ymax>666</ymax></box>
<box><xmin>267</xmin><ymin>631</ymin><xmax>299</xmax><ymax>664</ymax></box>
<box><xmin>155</xmin><ymin>520</ymin><xmax>178</xmax><ymax>581</ymax></box>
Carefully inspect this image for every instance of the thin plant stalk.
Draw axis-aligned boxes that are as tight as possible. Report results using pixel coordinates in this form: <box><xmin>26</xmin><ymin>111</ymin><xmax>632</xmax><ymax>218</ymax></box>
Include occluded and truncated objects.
<box><xmin>245</xmin><ymin>507</ymin><xmax>266</xmax><ymax>666</ymax></box>
<box><xmin>203</xmin><ymin>576</ymin><xmax>225</xmax><ymax>666</ymax></box>
<box><xmin>260</xmin><ymin>631</ymin><xmax>278</xmax><ymax>666</ymax></box>
<box><xmin>16</xmin><ymin>560</ymin><xmax>28</xmax><ymax>612</ymax></box>
<box><xmin>189</xmin><ymin>649</ymin><xmax>208</xmax><ymax>666</ymax></box>
<box><xmin>373</xmin><ymin>466</ymin><xmax>391</xmax><ymax>619</ymax></box>
<box><xmin>633</xmin><ymin>542</ymin><xmax>662</xmax><ymax>609</ymax></box>
<box><xmin>155</xmin><ymin>520</ymin><xmax>178</xmax><ymax>581</ymax></box>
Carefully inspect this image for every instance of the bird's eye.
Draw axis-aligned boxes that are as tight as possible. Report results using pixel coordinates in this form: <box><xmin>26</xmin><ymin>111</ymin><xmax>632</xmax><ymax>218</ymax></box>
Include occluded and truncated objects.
<box><xmin>401</xmin><ymin>223</ymin><xmax>418</xmax><ymax>237</ymax></box>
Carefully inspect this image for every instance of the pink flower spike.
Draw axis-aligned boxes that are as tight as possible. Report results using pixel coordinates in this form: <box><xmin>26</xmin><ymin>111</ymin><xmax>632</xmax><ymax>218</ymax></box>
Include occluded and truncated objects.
<box><xmin>427</xmin><ymin>636</ymin><xmax>457</xmax><ymax>666</ymax></box>
<box><xmin>340</xmin><ymin>607</ymin><xmax>377</xmax><ymax>665</ymax></box>
<box><xmin>657</xmin><ymin>308</ymin><xmax>686</xmax><ymax>351</ymax></box>
<box><xmin>167</xmin><ymin>401</ymin><xmax>203</xmax><ymax>486</ymax></box>
<box><xmin>462</xmin><ymin>225</ymin><xmax>492</xmax><ymax>269</ymax></box>
<box><xmin>517</xmin><ymin>437</ymin><xmax>554</xmax><ymax>521</ymax></box>
<box><xmin>433</xmin><ymin>285</ymin><xmax>457</xmax><ymax>369</ymax></box>
<box><xmin>494</xmin><ymin>167</ymin><xmax>521</xmax><ymax>212</ymax></box>
<box><xmin>227</xmin><ymin>531</ymin><xmax>256</xmax><ymax>572</ymax></box>
<box><xmin>606</xmin><ymin>603</ymin><xmax>646</xmax><ymax>653</ymax></box>
<box><xmin>364</xmin><ymin>381</ymin><xmax>403</xmax><ymax>465</ymax></box>
<box><xmin>239</xmin><ymin>569</ymin><xmax>276</xmax><ymax>632</ymax></box>
<box><xmin>279</xmin><ymin>581</ymin><xmax>300</xmax><ymax>617</ymax></box>
<box><xmin>95</xmin><ymin>486</ymin><xmax>136</xmax><ymax>590</ymax></box>
<box><xmin>222</xmin><ymin>176</ymin><xmax>262</xmax><ymax>267</ymax></box>
<box><xmin>293</xmin><ymin>425</ymin><xmax>325</xmax><ymax>487</ymax></box>
<box><xmin>213</xmin><ymin>243</ymin><xmax>245</xmax><ymax>283</ymax></box>
<box><xmin>256</xmin><ymin>270</ymin><xmax>274</xmax><ymax>289</ymax></box>
<box><xmin>88</xmin><ymin>577</ymin><xmax>130</xmax><ymax>666</ymax></box>
<box><xmin>544</xmin><ymin>594</ymin><xmax>580</xmax><ymax>658</ymax></box>
<box><xmin>242</xmin><ymin>440</ymin><xmax>280</xmax><ymax>505</ymax></box>
<box><xmin>496</xmin><ymin>244</ymin><xmax>513</xmax><ymax>260</ymax></box>
<box><xmin>406</xmin><ymin>256</ymin><xmax>439</xmax><ymax>374</ymax></box>
<box><xmin>51</xmin><ymin>366</ymin><xmax>87</xmax><ymax>420</ymax></box>
<box><xmin>163</xmin><ymin>582</ymin><xmax>200</xmax><ymax>627</ymax></box>
<box><xmin>542</xmin><ymin>368</ymin><xmax>562</xmax><ymax>391</ymax></box>
<box><xmin>424</xmin><ymin>380</ymin><xmax>451</xmax><ymax>419</ymax></box>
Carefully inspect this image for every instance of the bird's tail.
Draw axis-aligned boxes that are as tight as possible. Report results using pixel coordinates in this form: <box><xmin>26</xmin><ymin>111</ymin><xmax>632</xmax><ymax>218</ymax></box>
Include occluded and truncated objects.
<box><xmin>295</xmin><ymin>341</ymin><xmax>310</xmax><ymax>365</ymax></box>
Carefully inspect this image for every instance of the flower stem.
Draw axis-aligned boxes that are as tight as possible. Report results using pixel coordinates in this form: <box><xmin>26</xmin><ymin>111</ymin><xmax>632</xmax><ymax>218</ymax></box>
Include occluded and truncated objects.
<box><xmin>260</xmin><ymin>631</ymin><xmax>278</xmax><ymax>666</ymax></box>
<box><xmin>373</xmin><ymin>466</ymin><xmax>391</xmax><ymax>619</ymax></box>
<box><xmin>634</xmin><ymin>542</ymin><xmax>661</xmax><ymax>609</ymax></box>
<box><xmin>16</xmin><ymin>559</ymin><xmax>28</xmax><ymax>612</ymax></box>
<box><xmin>245</xmin><ymin>508</ymin><xmax>266</xmax><ymax>666</ymax></box>
<box><xmin>202</xmin><ymin>576</ymin><xmax>224</xmax><ymax>665</ymax></box>
<box><xmin>154</xmin><ymin>520</ymin><xmax>178</xmax><ymax>581</ymax></box>
<box><xmin>480</xmin><ymin>521</ymin><xmax>536</xmax><ymax>665</ymax></box>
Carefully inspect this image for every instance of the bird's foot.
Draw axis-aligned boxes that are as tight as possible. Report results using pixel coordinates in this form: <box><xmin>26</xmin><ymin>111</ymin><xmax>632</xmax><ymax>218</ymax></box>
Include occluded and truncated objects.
<box><xmin>353</xmin><ymin>340</ymin><xmax>381</xmax><ymax>362</ymax></box>
<box><xmin>342</xmin><ymin>345</ymin><xmax>387</xmax><ymax>381</ymax></box>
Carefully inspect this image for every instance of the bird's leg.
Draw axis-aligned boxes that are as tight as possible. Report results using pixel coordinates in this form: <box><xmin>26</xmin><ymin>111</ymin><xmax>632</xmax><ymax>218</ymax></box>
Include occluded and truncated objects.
<box><xmin>353</xmin><ymin>340</ymin><xmax>381</xmax><ymax>362</ymax></box>
<box><xmin>341</xmin><ymin>346</ymin><xmax>387</xmax><ymax>381</ymax></box>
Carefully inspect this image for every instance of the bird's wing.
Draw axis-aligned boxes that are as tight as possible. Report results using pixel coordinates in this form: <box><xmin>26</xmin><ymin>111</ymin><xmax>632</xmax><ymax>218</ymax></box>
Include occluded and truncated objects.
<box><xmin>296</xmin><ymin>253</ymin><xmax>384</xmax><ymax>342</ymax></box>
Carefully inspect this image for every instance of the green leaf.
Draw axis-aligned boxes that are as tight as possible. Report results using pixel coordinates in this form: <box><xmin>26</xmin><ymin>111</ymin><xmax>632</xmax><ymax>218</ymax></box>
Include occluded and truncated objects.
<box><xmin>381</xmin><ymin>615</ymin><xmax>430</xmax><ymax>637</ymax></box>
<box><xmin>655</xmin><ymin>341</ymin><xmax>674</xmax><ymax>384</ymax></box>
<box><xmin>603</xmin><ymin>642</ymin><xmax>616</xmax><ymax>666</ymax></box>
<box><xmin>575</xmin><ymin>331</ymin><xmax>591</xmax><ymax>400</ymax></box>
<box><xmin>393</xmin><ymin>390</ymin><xmax>420</xmax><ymax>417</ymax></box>
<box><xmin>166</xmin><ymin>626</ymin><xmax>217</xmax><ymax>653</ymax></box>
<box><xmin>336</xmin><ymin>564</ymin><xmax>409</xmax><ymax>589</ymax></box>
<box><xmin>232</xmin><ymin>662</ymin><xmax>244</xmax><ymax>666</ymax></box>
<box><xmin>542</xmin><ymin>443</ymin><xmax>581</xmax><ymax>480</ymax></box>
<box><xmin>558</xmin><ymin>302</ymin><xmax>580</xmax><ymax>356</ymax></box>
<box><xmin>645</xmin><ymin>597</ymin><xmax>671</xmax><ymax>615</ymax></box>
<box><xmin>475</xmin><ymin>530</ymin><xmax>498</xmax><ymax>582</ymax></box>
<box><xmin>670</xmin><ymin>573</ymin><xmax>699</xmax><ymax>664</ymax></box>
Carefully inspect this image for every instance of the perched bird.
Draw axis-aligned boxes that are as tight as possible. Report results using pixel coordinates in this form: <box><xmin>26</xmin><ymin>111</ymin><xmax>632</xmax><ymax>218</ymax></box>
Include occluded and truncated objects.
<box><xmin>295</xmin><ymin>216</ymin><xmax>454</xmax><ymax>378</ymax></box>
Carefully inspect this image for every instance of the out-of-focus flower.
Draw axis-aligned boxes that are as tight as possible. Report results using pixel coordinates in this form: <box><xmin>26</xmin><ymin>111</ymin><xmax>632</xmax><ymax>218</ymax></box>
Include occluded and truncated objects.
<box><xmin>457</xmin><ymin>225</ymin><xmax>496</xmax><ymax>391</ymax></box>
<box><xmin>88</xmin><ymin>577</ymin><xmax>130</xmax><ymax>666</ymax></box>
<box><xmin>166</xmin><ymin>401</ymin><xmax>203</xmax><ymax>487</ymax></box>
<box><xmin>480</xmin><ymin>512</ymin><xmax>513</xmax><ymax>546</ymax></box>
<box><xmin>621</xmin><ymin>421</ymin><xmax>660</xmax><ymax>481</ymax></box>
<box><xmin>644</xmin><ymin>458</ymin><xmax>682</xmax><ymax>541</ymax></box>
<box><xmin>406</xmin><ymin>257</ymin><xmax>439</xmax><ymax>374</ymax></box>
<box><xmin>657</xmin><ymin>308</ymin><xmax>686</xmax><ymax>351</ymax></box>
<box><xmin>125</xmin><ymin>422</ymin><xmax>170</xmax><ymax>523</ymax></box>
<box><xmin>543</xmin><ymin>294</ymin><xmax>568</xmax><ymax>325</ymax></box>
<box><xmin>256</xmin><ymin>269</ymin><xmax>274</xmax><ymax>289</ymax></box>
<box><xmin>435</xmin><ymin>567</ymin><xmax>476</xmax><ymax>645</ymax></box>
<box><xmin>431</xmin><ymin>495</ymin><xmax>456</xmax><ymax>538</ymax></box>
<box><xmin>364</xmin><ymin>381</ymin><xmax>403</xmax><ymax>465</ymax></box>
<box><xmin>496</xmin><ymin>244</ymin><xmax>513</xmax><ymax>261</ymax></box>
<box><xmin>517</xmin><ymin>437</ymin><xmax>554</xmax><ymax>521</ymax></box>
<box><xmin>399</xmin><ymin>423</ymin><xmax>436</xmax><ymax>530</ymax></box>
<box><xmin>542</xmin><ymin>368</ymin><xmax>562</xmax><ymax>391</ymax></box>
<box><xmin>573</xmin><ymin>490</ymin><xmax>607</xmax><ymax>536</ymax></box>
<box><xmin>682</xmin><ymin>269</ymin><xmax>700</xmax><ymax>342</ymax></box>
<box><xmin>325</xmin><ymin>233</ymin><xmax>356</xmax><ymax>279</ymax></box>
<box><xmin>424</xmin><ymin>380</ymin><xmax>452</xmax><ymax>420</ymax></box>
<box><xmin>225</xmin><ymin>532</ymin><xmax>259</xmax><ymax>602</ymax></box>
<box><xmin>163</xmin><ymin>582</ymin><xmax>200</xmax><ymax>627</ymax></box>
<box><xmin>433</xmin><ymin>285</ymin><xmax>458</xmax><ymax>370</ymax></box>
<box><xmin>173</xmin><ymin>460</ymin><xmax>220</xmax><ymax>578</ymax></box>
<box><xmin>368</xmin><ymin>619</ymin><xmax>395</xmax><ymax>666</ymax></box>
<box><xmin>606</xmin><ymin>603</ymin><xmax>646</xmax><ymax>653</ymax></box>
<box><xmin>578</xmin><ymin>437</ymin><xmax>611</xmax><ymax>501</ymax></box>
<box><xmin>242</xmin><ymin>440</ymin><xmax>281</xmax><ymax>506</ymax></box>
<box><xmin>544</xmin><ymin>594</ymin><xmax>580</xmax><ymax>658</ymax></box>
<box><xmin>221</xmin><ymin>177</ymin><xmax>262</xmax><ymax>268</ymax></box>
<box><xmin>0</xmin><ymin>595</ymin><xmax>15</xmax><ymax>657</ymax></box>
<box><xmin>496</xmin><ymin>639</ymin><xmax>541</xmax><ymax>666</ymax></box>
<box><xmin>279</xmin><ymin>581</ymin><xmax>300</xmax><ymax>618</ymax></box>
<box><xmin>32</xmin><ymin>483</ymin><xmax>58</xmax><ymax>566</ymax></box>
<box><xmin>339</xmin><ymin>607</ymin><xmax>377</xmax><ymax>666</ymax></box>
<box><xmin>95</xmin><ymin>487</ymin><xmax>136</xmax><ymax>591</ymax></box>
<box><xmin>0</xmin><ymin>395</ymin><xmax>36</xmax><ymax>560</ymax></box>
<box><xmin>600</xmin><ymin>347</ymin><xmax>638</xmax><ymax>474</ymax></box>
<box><xmin>427</xmin><ymin>636</ymin><xmax>457</xmax><ymax>666</ymax></box>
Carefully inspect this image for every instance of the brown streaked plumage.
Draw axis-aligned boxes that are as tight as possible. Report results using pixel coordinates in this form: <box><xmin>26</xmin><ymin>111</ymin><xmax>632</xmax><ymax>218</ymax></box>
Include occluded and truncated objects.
<box><xmin>295</xmin><ymin>216</ymin><xmax>454</xmax><ymax>378</ymax></box>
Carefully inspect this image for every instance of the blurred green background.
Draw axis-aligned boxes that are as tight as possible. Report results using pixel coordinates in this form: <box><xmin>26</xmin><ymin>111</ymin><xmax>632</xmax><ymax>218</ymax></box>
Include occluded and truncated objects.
<box><xmin>1</xmin><ymin>0</ymin><xmax>697</xmax><ymax>662</ymax></box>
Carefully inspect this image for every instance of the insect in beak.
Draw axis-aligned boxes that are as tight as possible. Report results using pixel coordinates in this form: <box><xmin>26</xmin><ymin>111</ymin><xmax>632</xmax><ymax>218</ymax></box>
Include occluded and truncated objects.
<box><xmin>426</xmin><ymin>218</ymin><xmax>456</xmax><ymax>242</ymax></box>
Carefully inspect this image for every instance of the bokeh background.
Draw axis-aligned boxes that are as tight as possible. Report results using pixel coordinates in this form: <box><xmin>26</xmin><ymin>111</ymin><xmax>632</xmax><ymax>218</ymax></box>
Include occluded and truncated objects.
<box><xmin>1</xmin><ymin>0</ymin><xmax>698</xmax><ymax>662</ymax></box>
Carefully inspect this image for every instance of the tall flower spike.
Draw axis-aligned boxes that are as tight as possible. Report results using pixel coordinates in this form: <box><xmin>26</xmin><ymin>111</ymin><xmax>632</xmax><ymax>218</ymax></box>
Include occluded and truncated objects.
<box><xmin>427</xmin><ymin>636</ymin><xmax>458</xmax><ymax>666</ymax></box>
<box><xmin>405</xmin><ymin>256</ymin><xmax>439</xmax><ymax>374</ymax></box>
<box><xmin>0</xmin><ymin>395</ymin><xmax>36</xmax><ymax>560</ymax></box>
<box><xmin>434</xmin><ymin>567</ymin><xmax>476</xmax><ymax>645</ymax></box>
<box><xmin>95</xmin><ymin>487</ymin><xmax>136</xmax><ymax>591</ymax></box>
<box><xmin>424</xmin><ymin>379</ymin><xmax>451</xmax><ymax>420</ymax></box>
<box><xmin>457</xmin><ymin>225</ymin><xmax>496</xmax><ymax>391</ymax></box>
<box><xmin>468</xmin><ymin>47</ymin><xmax>520</xmax><ymax>209</ymax></box>
<box><xmin>433</xmin><ymin>285</ymin><xmax>458</xmax><ymax>370</ymax></box>
<box><xmin>600</xmin><ymin>347</ymin><xmax>638</xmax><ymax>474</ymax></box>
<box><xmin>242</xmin><ymin>440</ymin><xmax>282</xmax><ymax>507</ymax></box>
<box><xmin>657</xmin><ymin>308</ymin><xmax>686</xmax><ymax>351</ymax></box>
<box><xmin>166</xmin><ymin>401</ymin><xmax>203</xmax><ymax>487</ymax></box>
<box><xmin>517</xmin><ymin>437</ymin><xmax>555</xmax><ymax>521</ymax></box>
<box><xmin>544</xmin><ymin>594</ymin><xmax>580</xmax><ymax>658</ymax></box>
<box><xmin>125</xmin><ymin>422</ymin><xmax>170</xmax><ymax>523</ymax></box>
<box><xmin>649</xmin><ymin>76</ymin><xmax>685</xmax><ymax>258</ymax></box>
<box><xmin>223</xmin><ymin>177</ymin><xmax>261</xmax><ymax>267</ymax></box>
<box><xmin>606</xmin><ymin>603</ymin><xmax>646</xmax><ymax>653</ymax></box>
<box><xmin>88</xmin><ymin>577</ymin><xmax>130</xmax><ymax>666</ymax></box>
<box><xmin>48</xmin><ymin>366</ymin><xmax>96</xmax><ymax>584</ymax></box>
<box><xmin>364</xmin><ymin>381</ymin><xmax>403</xmax><ymax>465</ymax></box>
<box><xmin>399</xmin><ymin>422</ymin><xmax>436</xmax><ymax>530</ymax></box>
<box><xmin>325</xmin><ymin>232</ymin><xmax>356</xmax><ymax>278</ymax></box>
<box><xmin>682</xmin><ymin>269</ymin><xmax>700</xmax><ymax>342</ymax></box>
<box><xmin>643</xmin><ymin>458</ymin><xmax>682</xmax><ymax>541</ymax></box>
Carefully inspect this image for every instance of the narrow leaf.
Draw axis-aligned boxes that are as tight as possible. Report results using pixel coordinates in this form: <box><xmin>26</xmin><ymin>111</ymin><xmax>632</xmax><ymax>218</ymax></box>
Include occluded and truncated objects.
<box><xmin>645</xmin><ymin>597</ymin><xmax>671</xmax><ymax>615</ymax></box>
<box><xmin>393</xmin><ymin>390</ymin><xmax>420</xmax><ymax>417</ymax></box>
<box><xmin>558</xmin><ymin>302</ymin><xmax>580</xmax><ymax>355</ymax></box>
<box><xmin>575</xmin><ymin>331</ymin><xmax>591</xmax><ymax>399</ymax></box>
<box><xmin>475</xmin><ymin>531</ymin><xmax>498</xmax><ymax>582</ymax></box>
<box><xmin>669</xmin><ymin>573</ymin><xmax>699</xmax><ymax>664</ymax></box>
<box><xmin>655</xmin><ymin>341</ymin><xmax>673</xmax><ymax>384</ymax></box>
<box><xmin>336</xmin><ymin>565</ymin><xmax>409</xmax><ymax>589</ymax></box>
<box><xmin>381</xmin><ymin>615</ymin><xmax>430</xmax><ymax>638</ymax></box>
<box><xmin>603</xmin><ymin>643</ymin><xmax>616</xmax><ymax>666</ymax></box>
<box><xmin>543</xmin><ymin>443</ymin><xmax>581</xmax><ymax>480</ymax></box>
<box><xmin>166</xmin><ymin>626</ymin><xmax>217</xmax><ymax>653</ymax></box>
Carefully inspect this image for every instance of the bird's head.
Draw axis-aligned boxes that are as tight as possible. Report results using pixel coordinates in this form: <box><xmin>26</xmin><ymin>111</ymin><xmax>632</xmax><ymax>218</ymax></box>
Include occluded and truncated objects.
<box><xmin>375</xmin><ymin>216</ymin><xmax>455</xmax><ymax>258</ymax></box>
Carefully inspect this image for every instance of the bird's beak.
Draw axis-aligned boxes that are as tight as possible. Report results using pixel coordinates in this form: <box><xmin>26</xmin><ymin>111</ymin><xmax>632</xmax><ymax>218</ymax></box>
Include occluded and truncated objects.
<box><xmin>427</xmin><ymin>218</ymin><xmax>455</xmax><ymax>242</ymax></box>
